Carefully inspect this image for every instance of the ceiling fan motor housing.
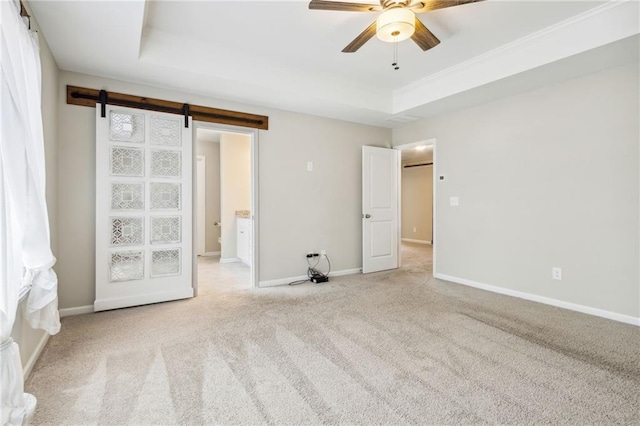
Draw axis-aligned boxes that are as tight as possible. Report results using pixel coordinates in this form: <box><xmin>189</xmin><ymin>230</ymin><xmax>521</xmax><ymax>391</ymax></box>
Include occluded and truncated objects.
<box><xmin>376</xmin><ymin>7</ymin><xmax>416</xmax><ymax>42</ymax></box>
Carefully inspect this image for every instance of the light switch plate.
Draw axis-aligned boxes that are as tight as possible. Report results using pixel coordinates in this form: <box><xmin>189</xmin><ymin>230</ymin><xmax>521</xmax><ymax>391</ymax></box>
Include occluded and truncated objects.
<box><xmin>450</xmin><ymin>196</ymin><xmax>459</xmax><ymax>206</ymax></box>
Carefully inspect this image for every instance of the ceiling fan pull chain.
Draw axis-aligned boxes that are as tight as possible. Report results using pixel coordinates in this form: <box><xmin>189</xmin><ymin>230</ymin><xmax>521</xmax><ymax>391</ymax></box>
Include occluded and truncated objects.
<box><xmin>392</xmin><ymin>39</ymin><xmax>400</xmax><ymax>70</ymax></box>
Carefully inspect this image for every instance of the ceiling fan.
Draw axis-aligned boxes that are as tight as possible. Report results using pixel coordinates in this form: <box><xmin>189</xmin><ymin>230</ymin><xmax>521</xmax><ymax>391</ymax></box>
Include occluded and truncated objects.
<box><xmin>309</xmin><ymin>0</ymin><xmax>484</xmax><ymax>53</ymax></box>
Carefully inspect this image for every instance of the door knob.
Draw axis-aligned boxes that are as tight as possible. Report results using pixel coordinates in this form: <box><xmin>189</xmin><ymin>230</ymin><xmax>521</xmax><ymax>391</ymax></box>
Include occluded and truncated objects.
<box><xmin>363</xmin><ymin>214</ymin><xmax>371</xmax><ymax>219</ymax></box>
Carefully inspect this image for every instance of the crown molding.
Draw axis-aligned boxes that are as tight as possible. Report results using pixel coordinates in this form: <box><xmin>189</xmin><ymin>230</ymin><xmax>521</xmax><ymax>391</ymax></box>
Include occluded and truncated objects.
<box><xmin>393</xmin><ymin>0</ymin><xmax>639</xmax><ymax>114</ymax></box>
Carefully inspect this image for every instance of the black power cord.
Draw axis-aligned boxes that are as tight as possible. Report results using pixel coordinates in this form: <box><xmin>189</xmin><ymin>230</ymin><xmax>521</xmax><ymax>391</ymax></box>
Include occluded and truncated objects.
<box><xmin>289</xmin><ymin>253</ymin><xmax>331</xmax><ymax>286</ymax></box>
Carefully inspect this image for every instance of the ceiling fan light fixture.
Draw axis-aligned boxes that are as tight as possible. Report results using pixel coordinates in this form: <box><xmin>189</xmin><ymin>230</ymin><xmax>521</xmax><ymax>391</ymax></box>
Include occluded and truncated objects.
<box><xmin>376</xmin><ymin>8</ymin><xmax>415</xmax><ymax>43</ymax></box>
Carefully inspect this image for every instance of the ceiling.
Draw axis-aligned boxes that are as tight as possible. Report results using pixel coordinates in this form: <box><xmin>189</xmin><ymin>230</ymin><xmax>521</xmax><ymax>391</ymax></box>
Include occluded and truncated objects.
<box><xmin>28</xmin><ymin>0</ymin><xmax>639</xmax><ymax>127</ymax></box>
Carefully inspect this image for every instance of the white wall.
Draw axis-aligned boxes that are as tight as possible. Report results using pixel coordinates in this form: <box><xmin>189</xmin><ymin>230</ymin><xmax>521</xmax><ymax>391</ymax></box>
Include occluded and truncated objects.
<box><xmin>401</xmin><ymin>165</ymin><xmax>433</xmax><ymax>243</ymax></box>
<box><xmin>55</xmin><ymin>71</ymin><xmax>392</xmax><ymax>308</ymax></box>
<box><xmin>220</xmin><ymin>133</ymin><xmax>251</xmax><ymax>260</ymax></box>
<box><xmin>196</xmin><ymin>138</ymin><xmax>221</xmax><ymax>253</ymax></box>
<box><xmin>393</xmin><ymin>61</ymin><xmax>640</xmax><ymax>320</ymax></box>
<box><xmin>259</xmin><ymin>113</ymin><xmax>393</xmax><ymax>280</ymax></box>
<box><xmin>10</xmin><ymin>5</ymin><xmax>59</xmax><ymax>373</ymax></box>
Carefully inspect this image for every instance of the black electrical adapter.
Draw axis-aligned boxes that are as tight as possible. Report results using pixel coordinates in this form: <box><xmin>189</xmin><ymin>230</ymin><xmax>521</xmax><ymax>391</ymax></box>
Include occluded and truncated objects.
<box><xmin>311</xmin><ymin>274</ymin><xmax>329</xmax><ymax>283</ymax></box>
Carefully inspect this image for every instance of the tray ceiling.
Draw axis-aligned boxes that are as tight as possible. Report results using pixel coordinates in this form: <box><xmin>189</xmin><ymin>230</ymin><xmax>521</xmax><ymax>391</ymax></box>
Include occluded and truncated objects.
<box><xmin>28</xmin><ymin>0</ymin><xmax>638</xmax><ymax>126</ymax></box>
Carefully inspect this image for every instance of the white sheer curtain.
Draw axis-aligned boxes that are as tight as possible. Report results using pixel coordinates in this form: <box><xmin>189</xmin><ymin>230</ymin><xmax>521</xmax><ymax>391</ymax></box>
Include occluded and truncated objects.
<box><xmin>1</xmin><ymin>1</ymin><xmax>61</xmax><ymax>424</ymax></box>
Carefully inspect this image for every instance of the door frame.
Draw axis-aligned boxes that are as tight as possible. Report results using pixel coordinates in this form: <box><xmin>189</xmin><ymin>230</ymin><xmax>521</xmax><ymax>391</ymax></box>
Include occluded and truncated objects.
<box><xmin>394</xmin><ymin>138</ymin><xmax>437</xmax><ymax>274</ymax></box>
<box><xmin>192</xmin><ymin>121</ymin><xmax>260</xmax><ymax>293</ymax></box>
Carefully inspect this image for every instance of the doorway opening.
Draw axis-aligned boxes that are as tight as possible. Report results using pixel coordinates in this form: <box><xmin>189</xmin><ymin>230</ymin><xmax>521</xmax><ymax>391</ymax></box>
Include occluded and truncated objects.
<box><xmin>193</xmin><ymin>122</ymin><xmax>259</xmax><ymax>295</ymax></box>
<box><xmin>395</xmin><ymin>139</ymin><xmax>435</xmax><ymax>275</ymax></box>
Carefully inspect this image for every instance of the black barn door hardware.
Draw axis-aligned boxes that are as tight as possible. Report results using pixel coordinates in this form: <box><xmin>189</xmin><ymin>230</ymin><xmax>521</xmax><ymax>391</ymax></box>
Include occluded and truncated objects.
<box><xmin>67</xmin><ymin>85</ymin><xmax>269</xmax><ymax>130</ymax></box>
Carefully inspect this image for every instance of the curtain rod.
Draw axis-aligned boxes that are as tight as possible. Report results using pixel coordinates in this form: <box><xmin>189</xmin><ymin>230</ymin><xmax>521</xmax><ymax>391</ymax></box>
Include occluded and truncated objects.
<box><xmin>403</xmin><ymin>162</ymin><xmax>433</xmax><ymax>168</ymax></box>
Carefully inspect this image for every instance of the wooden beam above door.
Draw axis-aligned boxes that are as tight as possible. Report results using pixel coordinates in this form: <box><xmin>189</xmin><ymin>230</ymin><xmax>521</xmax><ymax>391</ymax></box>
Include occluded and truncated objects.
<box><xmin>66</xmin><ymin>85</ymin><xmax>269</xmax><ymax>130</ymax></box>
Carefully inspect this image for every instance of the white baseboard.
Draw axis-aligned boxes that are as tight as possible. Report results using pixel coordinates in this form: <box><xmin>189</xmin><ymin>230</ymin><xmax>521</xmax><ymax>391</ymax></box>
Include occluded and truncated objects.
<box><xmin>434</xmin><ymin>273</ymin><xmax>640</xmax><ymax>327</ymax></box>
<box><xmin>259</xmin><ymin>268</ymin><xmax>362</xmax><ymax>288</ymax></box>
<box><xmin>259</xmin><ymin>275</ymin><xmax>308</xmax><ymax>287</ymax></box>
<box><xmin>219</xmin><ymin>257</ymin><xmax>240</xmax><ymax>264</ymax></box>
<box><xmin>202</xmin><ymin>251</ymin><xmax>220</xmax><ymax>257</ymax></box>
<box><xmin>401</xmin><ymin>238</ymin><xmax>432</xmax><ymax>245</ymax></box>
<box><xmin>23</xmin><ymin>332</ymin><xmax>49</xmax><ymax>380</ymax></box>
<box><xmin>331</xmin><ymin>268</ymin><xmax>362</xmax><ymax>277</ymax></box>
<box><xmin>59</xmin><ymin>305</ymin><xmax>94</xmax><ymax>317</ymax></box>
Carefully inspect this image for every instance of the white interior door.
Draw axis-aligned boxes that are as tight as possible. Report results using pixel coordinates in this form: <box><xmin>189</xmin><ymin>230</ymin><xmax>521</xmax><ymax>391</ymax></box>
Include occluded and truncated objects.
<box><xmin>95</xmin><ymin>105</ymin><xmax>193</xmax><ymax>311</ymax></box>
<box><xmin>196</xmin><ymin>155</ymin><xmax>206</xmax><ymax>256</ymax></box>
<box><xmin>362</xmin><ymin>146</ymin><xmax>399</xmax><ymax>273</ymax></box>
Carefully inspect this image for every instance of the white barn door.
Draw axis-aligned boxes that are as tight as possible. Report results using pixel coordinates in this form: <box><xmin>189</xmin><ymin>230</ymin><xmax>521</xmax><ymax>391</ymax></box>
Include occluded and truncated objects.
<box><xmin>95</xmin><ymin>105</ymin><xmax>193</xmax><ymax>311</ymax></box>
<box><xmin>362</xmin><ymin>146</ymin><xmax>399</xmax><ymax>273</ymax></box>
<box><xmin>196</xmin><ymin>155</ymin><xmax>206</xmax><ymax>256</ymax></box>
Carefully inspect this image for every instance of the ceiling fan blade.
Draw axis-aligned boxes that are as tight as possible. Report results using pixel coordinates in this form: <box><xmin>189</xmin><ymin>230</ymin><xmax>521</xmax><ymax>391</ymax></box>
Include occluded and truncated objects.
<box><xmin>411</xmin><ymin>18</ymin><xmax>440</xmax><ymax>51</ymax></box>
<box><xmin>342</xmin><ymin>21</ymin><xmax>377</xmax><ymax>53</ymax></box>
<box><xmin>411</xmin><ymin>0</ymin><xmax>485</xmax><ymax>13</ymax></box>
<box><xmin>309</xmin><ymin>0</ymin><xmax>380</xmax><ymax>12</ymax></box>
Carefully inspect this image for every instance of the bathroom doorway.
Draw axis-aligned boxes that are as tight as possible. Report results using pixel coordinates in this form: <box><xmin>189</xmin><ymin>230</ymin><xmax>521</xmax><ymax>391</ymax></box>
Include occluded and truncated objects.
<box><xmin>193</xmin><ymin>123</ymin><xmax>258</xmax><ymax>295</ymax></box>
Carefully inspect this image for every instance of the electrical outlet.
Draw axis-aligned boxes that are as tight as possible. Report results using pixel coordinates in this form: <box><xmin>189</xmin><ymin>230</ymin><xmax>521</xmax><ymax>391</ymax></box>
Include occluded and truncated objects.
<box><xmin>552</xmin><ymin>267</ymin><xmax>562</xmax><ymax>280</ymax></box>
<box><xmin>321</xmin><ymin>249</ymin><xmax>326</xmax><ymax>257</ymax></box>
<box><xmin>450</xmin><ymin>196</ymin><xmax>459</xmax><ymax>206</ymax></box>
<box><xmin>413</xmin><ymin>227</ymin><xmax>417</xmax><ymax>233</ymax></box>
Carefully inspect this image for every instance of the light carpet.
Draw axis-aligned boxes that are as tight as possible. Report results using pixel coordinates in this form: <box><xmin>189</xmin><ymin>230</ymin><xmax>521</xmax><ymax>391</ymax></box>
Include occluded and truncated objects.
<box><xmin>26</xmin><ymin>244</ymin><xmax>640</xmax><ymax>424</ymax></box>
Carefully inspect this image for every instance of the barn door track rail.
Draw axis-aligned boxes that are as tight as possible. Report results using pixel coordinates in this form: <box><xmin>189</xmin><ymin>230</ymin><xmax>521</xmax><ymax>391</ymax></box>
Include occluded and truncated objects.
<box><xmin>67</xmin><ymin>85</ymin><xmax>269</xmax><ymax>130</ymax></box>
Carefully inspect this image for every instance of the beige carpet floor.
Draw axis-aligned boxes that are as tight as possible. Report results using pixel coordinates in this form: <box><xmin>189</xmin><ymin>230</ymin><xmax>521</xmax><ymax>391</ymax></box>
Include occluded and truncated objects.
<box><xmin>26</xmin><ymin>243</ymin><xmax>640</xmax><ymax>425</ymax></box>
